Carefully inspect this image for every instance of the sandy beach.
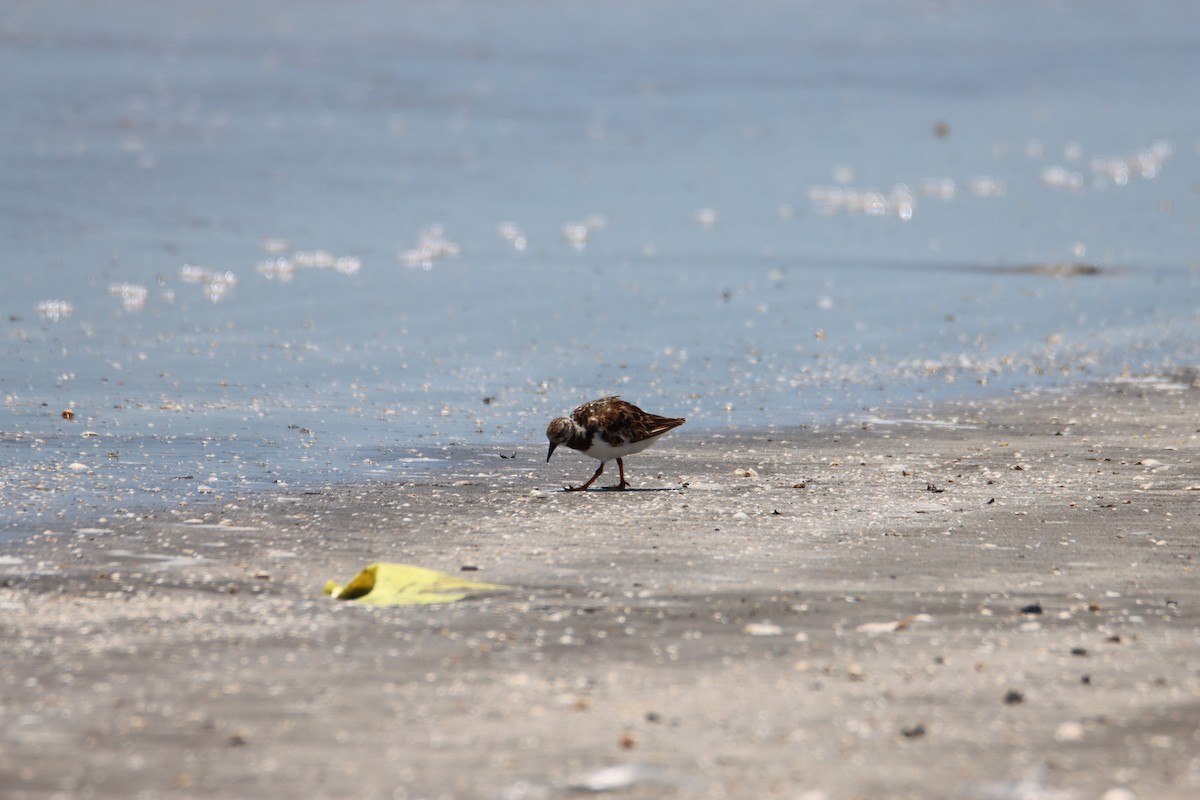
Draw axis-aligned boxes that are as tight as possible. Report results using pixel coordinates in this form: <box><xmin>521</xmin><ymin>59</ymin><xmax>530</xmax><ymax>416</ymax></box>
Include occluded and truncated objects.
<box><xmin>6</xmin><ymin>3</ymin><xmax>1200</xmax><ymax>797</ymax></box>
<box><xmin>2</xmin><ymin>379</ymin><xmax>1197</xmax><ymax>800</ymax></box>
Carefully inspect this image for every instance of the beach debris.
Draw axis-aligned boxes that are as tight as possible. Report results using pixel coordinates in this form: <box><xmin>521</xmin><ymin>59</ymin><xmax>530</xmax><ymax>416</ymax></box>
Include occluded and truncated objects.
<box><xmin>561</xmin><ymin>213</ymin><xmax>608</xmax><ymax>250</ymax></box>
<box><xmin>324</xmin><ymin>562</ymin><xmax>511</xmax><ymax>606</ymax></box>
<box><xmin>562</xmin><ymin>222</ymin><xmax>590</xmax><ymax>248</ymax></box>
<box><xmin>399</xmin><ymin>225</ymin><xmax>460</xmax><ymax>269</ymax></box>
<box><xmin>1041</xmin><ymin>165</ymin><xmax>1084</xmax><ymax>190</ymax></box>
<box><xmin>1090</xmin><ymin>140</ymin><xmax>1173</xmax><ymax>185</ymax></box>
<box><xmin>856</xmin><ymin>614</ymin><xmax>931</xmax><ymax>635</ymax></box>
<box><xmin>808</xmin><ymin>183</ymin><xmax>915</xmax><ymax>220</ymax></box>
<box><xmin>743</xmin><ymin>622</ymin><xmax>783</xmax><ymax>637</ymax></box>
<box><xmin>291</xmin><ymin>249</ymin><xmax>335</xmax><ymax>268</ymax></box>
<box><xmin>995</xmin><ymin>262</ymin><xmax>1106</xmax><ymax>277</ymax></box>
<box><xmin>1100</xmin><ymin>789</ymin><xmax>1136</xmax><ymax>800</ymax></box>
<box><xmin>565</xmin><ymin>764</ymin><xmax>677</xmax><ymax>793</ymax></box>
<box><xmin>255</xmin><ymin>257</ymin><xmax>297</xmax><ymax>282</ymax></box>
<box><xmin>61</xmin><ymin>410</ymin><xmax>75</xmax><ymax>420</ymax></box>
<box><xmin>179</xmin><ymin>264</ymin><xmax>238</xmax><ymax>302</ymax></box>
<box><xmin>108</xmin><ymin>282</ymin><xmax>149</xmax><ymax>311</ymax></box>
<box><xmin>497</xmin><ymin>222</ymin><xmax>528</xmax><ymax>251</ymax></box>
<box><xmin>1003</xmin><ymin>689</ymin><xmax>1025</xmax><ymax>705</ymax></box>
<box><xmin>258</xmin><ymin>250</ymin><xmax>362</xmax><ymax>282</ymax></box>
<box><xmin>695</xmin><ymin>207</ymin><xmax>718</xmax><ymax>227</ymax></box>
<box><xmin>178</xmin><ymin>264</ymin><xmax>210</xmax><ymax>283</ymax></box>
<box><xmin>35</xmin><ymin>299</ymin><xmax>74</xmax><ymax>321</ymax></box>
<box><xmin>298</xmin><ymin>251</ymin><xmax>362</xmax><ymax>274</ymax></box>
<box><xmin>1054</xmin><ymin>721</ymin><xmax>1084</xmax><ymax>742</ymax></box>
<box><xmin>967</xmin><ymin>176</ymin><xmax>1006</xmax><ymax>197</ymax></box>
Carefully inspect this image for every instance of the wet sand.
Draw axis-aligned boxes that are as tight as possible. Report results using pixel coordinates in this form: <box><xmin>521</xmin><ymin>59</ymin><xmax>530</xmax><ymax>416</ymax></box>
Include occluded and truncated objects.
<box><xmin>2</xmin><ymin>381</ymin><xmax>1198</xmax><ymax>800</ymax></box>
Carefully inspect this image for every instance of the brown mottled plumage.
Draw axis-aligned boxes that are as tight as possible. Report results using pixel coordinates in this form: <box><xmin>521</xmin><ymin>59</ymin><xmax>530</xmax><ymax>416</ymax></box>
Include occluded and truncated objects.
<box><xmin>546</xmin><ymin>397</ymin><xmax>686</xmax><ymax>491</ymax></box>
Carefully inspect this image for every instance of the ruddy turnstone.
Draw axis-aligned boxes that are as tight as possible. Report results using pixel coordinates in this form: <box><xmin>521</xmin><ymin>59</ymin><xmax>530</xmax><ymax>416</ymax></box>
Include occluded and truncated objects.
<box><xmin>546</xmin><ymin>397</ymin><xmax>686</xmax><ymax>491</ymax></box>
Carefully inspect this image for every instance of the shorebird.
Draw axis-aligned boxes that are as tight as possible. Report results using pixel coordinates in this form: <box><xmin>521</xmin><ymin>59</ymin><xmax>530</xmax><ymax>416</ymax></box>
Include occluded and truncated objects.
<box><xmin>545</xmin><ymin>397</ymin><xmax>686</xmax><ymax>491</ymax></box>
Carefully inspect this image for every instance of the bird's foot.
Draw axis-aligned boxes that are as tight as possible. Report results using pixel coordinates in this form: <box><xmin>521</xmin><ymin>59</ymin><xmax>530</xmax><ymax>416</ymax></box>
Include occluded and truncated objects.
<box><xmin>563</xmin><ymin>484</ymin><xmax>588</xmax><ymax>492</ymax></box>
<box><xmin>603</xmin><ymin>481</ymin><xmax>629</xmax><ymax>491</ymax></box>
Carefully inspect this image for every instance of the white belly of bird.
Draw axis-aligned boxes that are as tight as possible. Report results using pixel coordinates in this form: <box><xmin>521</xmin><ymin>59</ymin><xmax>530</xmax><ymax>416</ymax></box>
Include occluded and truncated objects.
<box><xmin>580</xmin><ymin>434</ymin><xmax>662</xmax><ymax>462</ymax></box>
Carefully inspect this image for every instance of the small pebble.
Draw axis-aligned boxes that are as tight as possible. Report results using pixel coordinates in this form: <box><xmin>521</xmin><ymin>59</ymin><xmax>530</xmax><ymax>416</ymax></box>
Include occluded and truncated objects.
<box><xmin>1100</xmin><ymin>789</ymin><xmax>1136</xmax><ymax>800</ymax></box>
<box><xmin>1054</xmin><ymin>721</ymin><xmax>1084</xmax><ymax>742</ymax></box>
<box><xmin>743</xmin><ymin>622</ymin><xmax>783</xmax><ymax>637</ymax></box>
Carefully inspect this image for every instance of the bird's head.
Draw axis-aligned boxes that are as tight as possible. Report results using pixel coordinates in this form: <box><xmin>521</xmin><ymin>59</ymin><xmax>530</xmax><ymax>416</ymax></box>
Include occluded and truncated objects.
<box><xmin>545</xmin><ymin>417</ymin><xmax>573</xmax><ymax>461</ymax></box>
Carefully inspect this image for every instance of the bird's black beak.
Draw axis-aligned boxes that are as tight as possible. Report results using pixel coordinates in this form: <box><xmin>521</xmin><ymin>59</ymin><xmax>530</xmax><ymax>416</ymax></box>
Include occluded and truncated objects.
<box><xmin>546</xmin><ymin>442</ymin><xmax>557</xmax><ymax>462</ymax></box>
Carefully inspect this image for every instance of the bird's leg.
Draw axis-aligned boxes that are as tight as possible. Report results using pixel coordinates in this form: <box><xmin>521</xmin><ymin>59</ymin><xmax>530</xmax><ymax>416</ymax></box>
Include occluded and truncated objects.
<box><xmin>608</xmin><ymin>458</ymin><xmax>629</xmax><ymax>491</ymax></box>
<box><xmin>565</xmin><ymin>462</ymin><xmax>605</xmax><ymax>492</ymax></box>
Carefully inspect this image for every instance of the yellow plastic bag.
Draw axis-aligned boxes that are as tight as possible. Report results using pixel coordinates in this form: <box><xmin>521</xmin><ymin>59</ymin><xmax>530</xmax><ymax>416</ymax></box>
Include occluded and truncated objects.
<box><xmin>323</xmin><ymin>562</ymin><xmax>511</xmax><ymax>606</ymax></box>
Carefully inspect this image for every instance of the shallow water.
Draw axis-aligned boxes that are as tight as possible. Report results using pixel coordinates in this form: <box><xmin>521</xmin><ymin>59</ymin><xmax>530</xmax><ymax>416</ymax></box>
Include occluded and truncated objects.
<box><xmin>3</xmin><ymin>0</ymin><xmax>1199</xmax><ymax>537</ymax></box>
